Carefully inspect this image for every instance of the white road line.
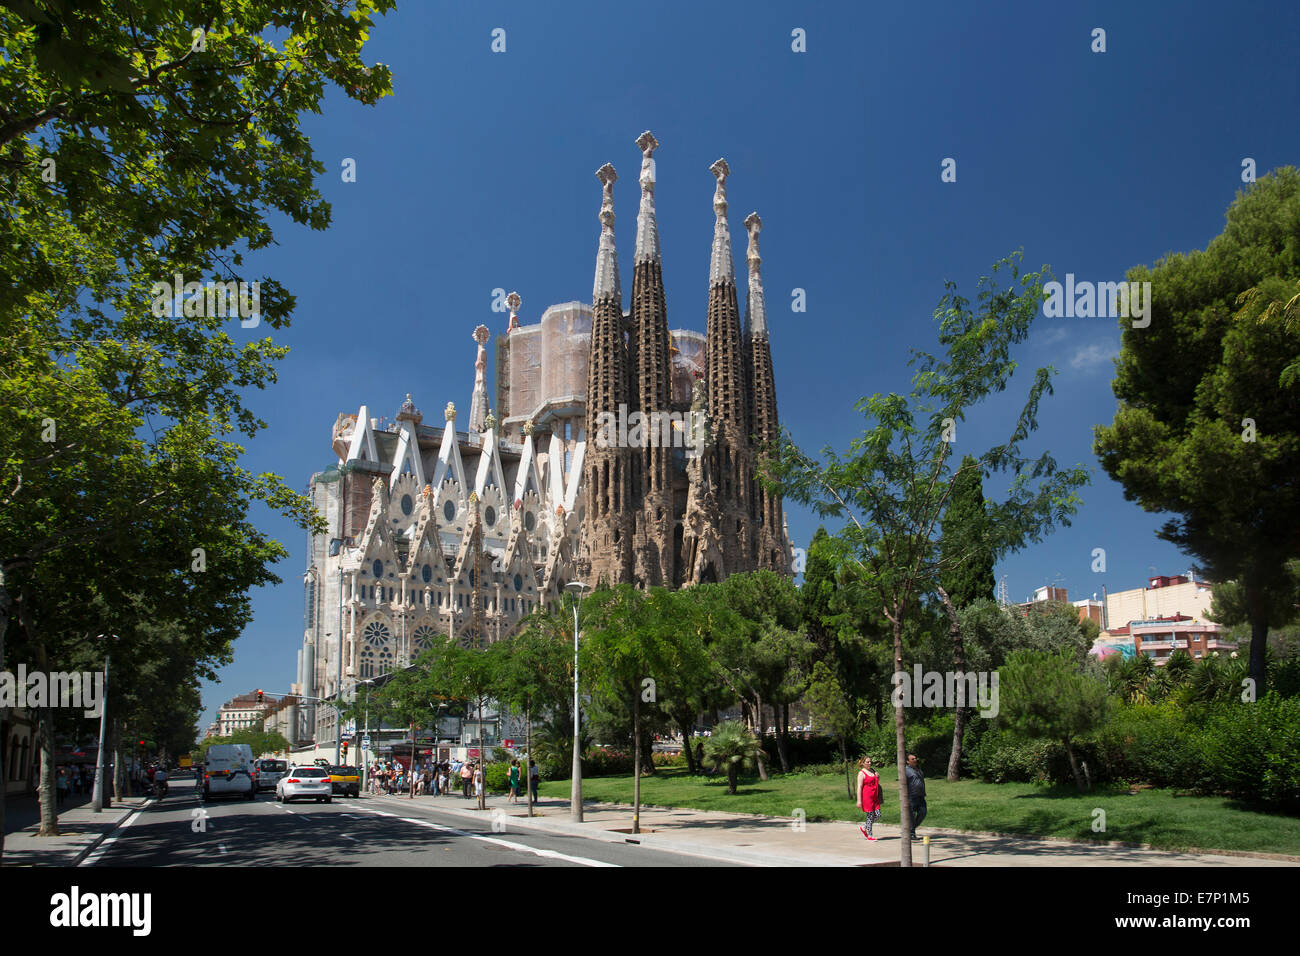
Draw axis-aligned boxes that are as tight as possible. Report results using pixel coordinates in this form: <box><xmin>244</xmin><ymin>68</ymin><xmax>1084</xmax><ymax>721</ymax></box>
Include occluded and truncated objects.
<box><xmin>218</xmin><ymin>844</ymin><xmax>228</xmax><ymax>854</ymax></box>
<box><xmin>80</xmin><ymin>805</ymin><xmax>145</xmax><ymax>867</ymax></box>
<box><xmin>341</xmin><ymin>834</ymin><xmax>359</xmax><ymax>842</ymax></box>
<box><xmin>396</xmin><ymin>816</ymin><xmax>619</xmax><ymax>867</ymax></box>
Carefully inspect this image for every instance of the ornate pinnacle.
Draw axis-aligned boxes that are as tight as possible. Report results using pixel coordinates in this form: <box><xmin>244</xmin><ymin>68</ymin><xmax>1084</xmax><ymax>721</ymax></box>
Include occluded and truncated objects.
<box><xmin>636</xmin><ymin>131</ymin><xmax>658</xmax><ymax>192</ymax></box>
<box><xmin>506</xmin><ymin>291</ymin><xmax>521</xmax><ymax>332</ymax></box>
<box><xmin>635</xmin><ymin>131</ymin><xmax>660</xmax><ymax>264</ymax></box>
<box><xmin>522</xmin><ymin>420</ymin><xmax>535</xmax><ymax>437</ymax></box>
<box><xmin>744</xmin><ymin>212</ymin><xmax>762</xmax><ymax>267</ymax></box>
<box><xmin>597</xmin><ymin>163</ymin><xmax>617</xmax><ymax>228</ymax></box>
<box><xmin>710</xmin><ymin>158</ymin><xmax>730</xmax><ymax>216</ymax></box>
<box><xmin>593</xmin><ymin>163</ymin><xmax>621</xmax><ymax>302</ymax></box>
<box><xmin>445</xmin><ymin>402</ymin><xmax>457</xmax><ymax>423</ymax></box>
<box><xmin>483</xmin><ymin>409</ymin><xmax>497</xmax><ymax>432</ymax></box>
<box><xmin>473</xmin><ymin>324</ymin><xmax>491</xmax><ymax>347</ymax></box>
<box><xmin>709</xmin><ymin>159</ymin><xmax>734</xmax><ymax>286</ymax></box>
<box><xmin>744</xmin><ymin>212</ymin><xmax>768</xmax><ymax>338</ymax></box>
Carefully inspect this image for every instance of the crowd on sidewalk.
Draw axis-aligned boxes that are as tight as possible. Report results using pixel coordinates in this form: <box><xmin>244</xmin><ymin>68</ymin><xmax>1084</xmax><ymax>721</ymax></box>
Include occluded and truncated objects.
<box><xmin>366</xmin><ymin>756</ymin><xmax>541</xmax><ymax>802</ymax></box>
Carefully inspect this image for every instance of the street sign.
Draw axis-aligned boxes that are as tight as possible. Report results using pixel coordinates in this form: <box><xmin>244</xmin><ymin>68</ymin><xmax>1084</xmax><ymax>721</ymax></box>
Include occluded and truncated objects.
<box><xmin>342</xmin><ymin>719</ymin><xmax>357</xmax><ymax>737</ymax></box>
<box><xmin>503</xmin><ymin>739</ymin><xmax>514</xmax><ymax>749</ymax></box>
<box><xmin>362</xmin><ymin>736</ymin><xmax>372</xmax><ymax>749</ymax></box>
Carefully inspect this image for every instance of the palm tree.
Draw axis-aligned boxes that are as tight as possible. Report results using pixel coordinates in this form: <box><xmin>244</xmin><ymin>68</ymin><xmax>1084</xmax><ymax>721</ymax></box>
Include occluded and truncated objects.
<box><xmin>701</xmin><ymin>721</ymin><xmax>766</xmax><ymax>795</ymax></box>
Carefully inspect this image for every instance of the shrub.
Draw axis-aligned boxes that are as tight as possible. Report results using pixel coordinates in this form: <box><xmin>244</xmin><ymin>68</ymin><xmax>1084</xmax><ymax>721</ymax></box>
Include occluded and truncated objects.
<box><xmin>484</xmin><ymin>761</ymin><xmax>518</xmax><ymax>793</ymax></box>
<box><xmin>1093</xmin><ymin>702</ymin><xmax>1198</xmax><ymax>788</ymax></box>
<box><xmin>581</xmin><ymin>747</ymin><xmax>636</xmax><ymax>778</ymax></box>
<box><xmin>1197</xmin><ymin>693</ymin><xmax>1300</xmax><ymax>808</ymax></box>
<box><xmin>651</xmin><ymin>751</ymin><xmax>683</xmax><ymax>769</ymax></box>
<box><xmin>759</xmin><ymin>733</ymin><xmax>846</xmax><ymax>768</ymax></box>
<box><xmin>965</xmin><ymin>728</ymin><xmax>1045</xmax><ymax>783</ymax></box>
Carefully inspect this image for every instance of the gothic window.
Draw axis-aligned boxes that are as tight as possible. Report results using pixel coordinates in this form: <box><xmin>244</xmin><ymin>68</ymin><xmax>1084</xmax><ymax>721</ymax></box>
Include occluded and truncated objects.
<box><xmin>372</xmin><ymin>559</ymin><xmax>384</xmax><ymax>579</ymax></box>
<box><xmin>413</xmin><ymin>625</ymin><xmax>437</xmax><ymax>653</ymax></box>
<box><xmin>422</xmin><ymin>564</ymin><xmax>433</xmax><ymax>584</ymax></box>
<box><xmin>514</xmin><ymin>573</ymin><xmax>523</xmax><ymax>592</ymax></box>
<box><xmin>363</xmin><ymin>619</ymin><xmax>391</xmax><ymax>650</ymax></box>
<box><xmin>444</xmin><ymin>500</ymin><xmax>456</xmax><ymax>522</ymax></box>
<box><xmin>525</xmin><ymin>511</ymin><xmax>536</xmax><ymax>532</ymax></box>
<box><xmin>401</xmin><ymin>494</ymin><xmax>414</xmax><ymax>516</ymax></box>
<box><xmin>485</xmin><ymin>506</ymin><xmax>496</xmax><ymax>528</ymax></box>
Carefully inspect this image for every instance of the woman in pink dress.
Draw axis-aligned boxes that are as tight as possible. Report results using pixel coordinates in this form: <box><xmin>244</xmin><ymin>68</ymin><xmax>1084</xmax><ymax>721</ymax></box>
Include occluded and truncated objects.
<box><xmin>857</xmin><ymin>755</ymin><xmax>883</xmax><ymax>841</ymax></box>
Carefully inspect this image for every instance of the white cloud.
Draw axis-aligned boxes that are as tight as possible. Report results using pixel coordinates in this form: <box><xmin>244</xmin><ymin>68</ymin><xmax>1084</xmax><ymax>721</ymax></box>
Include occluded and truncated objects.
<box><xmin>1068</xmin><ymin>342</ymin><xmax>1117</xmax><ymax>372</ymax></box>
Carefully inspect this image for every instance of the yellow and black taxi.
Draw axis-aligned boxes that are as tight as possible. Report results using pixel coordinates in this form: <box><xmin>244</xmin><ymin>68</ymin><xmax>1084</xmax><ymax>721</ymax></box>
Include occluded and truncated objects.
<box><xmin>328</xmin><ymin>765</ymin><xmax>360</xmax><ymax>797</ymax></box>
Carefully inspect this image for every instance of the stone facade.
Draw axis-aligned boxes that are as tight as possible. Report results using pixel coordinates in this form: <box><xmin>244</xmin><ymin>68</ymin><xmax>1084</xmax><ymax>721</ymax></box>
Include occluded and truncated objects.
<box><xmin>296</xmin><ymin>132</ymin><xmax>790</xmax><ymax>749</ymax></box>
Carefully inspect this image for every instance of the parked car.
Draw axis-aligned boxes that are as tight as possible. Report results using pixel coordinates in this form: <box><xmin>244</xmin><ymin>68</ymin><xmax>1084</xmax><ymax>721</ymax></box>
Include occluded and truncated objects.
<box><xmin>328</xmin><ymin>765</ymin><xmax>360</xmax><ymax>797</ymax></box>
<box><xmin>276</xmin><ymin>766</ymin><xmax>333</xmax><ymax>804</ymax></box>
<box><xmin>203</xmin><ymin>744</ymin><xmax>256</xmax><ymax>801</ymax></box>
<box><xmin>254</xmin><ymin>758</ymin><xmax>288</xmax><ymax>792</ymax></box>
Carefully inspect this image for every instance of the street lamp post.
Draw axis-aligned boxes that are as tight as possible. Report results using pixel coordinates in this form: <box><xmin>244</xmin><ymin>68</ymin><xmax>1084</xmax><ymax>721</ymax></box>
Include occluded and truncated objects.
<box><xmin>564</xmin><ymin>581</ymin><xmax>591</xmax><ymax>822</ymax></box>
<box><xmin>92</xmin><ymin>634</ymin><xmax>115</xmax><ymax>813</ymax></box>
<box><xmin>359</xmin><ymin>678</ymin><xmax>374</xmax><ymax>792</ymax></box>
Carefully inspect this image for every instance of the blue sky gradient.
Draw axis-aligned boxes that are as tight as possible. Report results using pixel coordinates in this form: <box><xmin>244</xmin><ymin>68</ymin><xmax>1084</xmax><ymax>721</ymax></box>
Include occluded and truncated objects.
<box><xmin>200</xmin><ymin>0</ymin><xmax>1300</xmax><ymax>723</ymax></box>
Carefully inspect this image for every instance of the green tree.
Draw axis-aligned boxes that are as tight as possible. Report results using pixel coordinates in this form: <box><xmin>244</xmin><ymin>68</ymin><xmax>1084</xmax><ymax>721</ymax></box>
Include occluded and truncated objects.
<box><xmin>0</xmin><ymin>0</ymin><xmax>390</xmax><ymax>853</ymax></box>
<box><xmin>1094</xmin><ymin>168</ymin><xmax>1300</xmax><ymax>694</ymax></box>
<box><xmin>940</xmin><ymin>454</ymin><xmax>996</xmax><ymax>609</ymax></box>
<box><xmin>999</xmin><ymin>649</ymin><xmax>1110</xmax><ymax>792</ymax></box>
<box><xmin>804</xmin><ymin>659</ymin><xmax>860</xmax><ymax>799</ymax></box>
<box><xmin>701</xmin><ymin>721</ymin><xmax>765</xmax><ymax>795</ymax></box>
<box><xmin>770</xmin><ymin>252</ymin><xmax>1089</xmax><ymax>864</ymax></box>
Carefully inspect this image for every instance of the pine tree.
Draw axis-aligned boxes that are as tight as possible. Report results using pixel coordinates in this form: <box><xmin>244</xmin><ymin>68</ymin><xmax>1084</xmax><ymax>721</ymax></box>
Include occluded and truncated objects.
<box><xmin>940</xmin><ymin>455</ymin><xmax>996</xmax><ymax>610</ymax></box>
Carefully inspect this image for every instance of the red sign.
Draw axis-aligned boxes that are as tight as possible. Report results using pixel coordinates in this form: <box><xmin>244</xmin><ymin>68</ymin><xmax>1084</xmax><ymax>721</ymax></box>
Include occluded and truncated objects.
<box><xmin>503</xmin><ymin>739</ymin><xmax>514</xmax><ymax>749</ymax></box>
<box><xmin>467</xmin><ymin>749</ymin><xmax>480</xmax><ymax>758</ymax></box>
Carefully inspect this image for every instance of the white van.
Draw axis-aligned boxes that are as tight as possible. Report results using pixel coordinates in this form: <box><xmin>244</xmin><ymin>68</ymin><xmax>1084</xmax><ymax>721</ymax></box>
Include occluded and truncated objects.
<box><xmin>203</xmin><ymin>744</ymin><xmax>256</xmax><ymax>801</ymax></box>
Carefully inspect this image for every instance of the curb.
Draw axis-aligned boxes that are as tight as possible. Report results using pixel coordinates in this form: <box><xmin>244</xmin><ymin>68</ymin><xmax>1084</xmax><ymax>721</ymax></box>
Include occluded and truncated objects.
<box><xmin>365</xmin><ymin>794</ymin><xmax>858</xmax><ymax>867</ymax></box>
<box><xmin>70</xmin><ymin>798</ymin><xmax>152</xmax><ymax>867</ymax></box>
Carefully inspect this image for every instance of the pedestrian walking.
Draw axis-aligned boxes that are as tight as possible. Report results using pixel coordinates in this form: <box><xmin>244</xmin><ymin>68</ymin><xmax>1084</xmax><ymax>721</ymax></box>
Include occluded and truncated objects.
<box><xmin>507</xmin><ymin>759</ymin><xmax>520</xmax><ymax>805</ymax></box>
<box><xmin>56</xmin><ymin>767</ymin><xmax>69</xmax><ymax>808</ymax></box>
<box><xmin>473</xmin><ymin>762</ymin><xmax>484</xmax><ymax>801</ymax></box>
<box><xmin>856</xmin><ymin>756</ymin><xmax>883</xmax><ymax>841</ymax></box>
<box><xmin>527</xmin><ymin>758</ymin><xmax>539</xmax><ymax>802</ymax></box>
<box><xmin>460</xmin><ymin>760</ymin><xmax>473</xmax><ymax>799</ymax></box>
<box><xmin>905</xmin><ymin>753</ymin><xmax>927</xmax><ymax>837</ymax></box>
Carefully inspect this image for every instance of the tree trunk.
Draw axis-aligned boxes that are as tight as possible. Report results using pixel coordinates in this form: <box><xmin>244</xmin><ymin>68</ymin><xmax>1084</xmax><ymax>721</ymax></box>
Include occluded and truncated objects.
<box><xmin>842</xmin><ymin>737</ymin><xmax>852</xmax><ymax>799</ymax></box>
<box><xmin>0</xmin><ymin>568</ymin><xmax>9</xmax><ymax>862</ymax></box>
<box><xmin>777</xmin><ymin>702</ymin><xmax>790</xmax><ymax>773</ymax></box>
<box><xmin>678</xmin><ymin>714</ymin><xmax>697</xmax><ymax>774</ymax></box>
<box><xmin>937</xmin><ymin>586</ymin><xmax>966</xmax><ymax>782</ymax></box>
<box><xmin>27</xmin><ymin>617</ymin><xmax>60</xmax><ymax>837</ymax></box>
<box><xmin>727</xmin><ymin>763</ymin><xmax>737</xmax><ymax>794</ymax></box>
<box><xmin>632</xmin><ymin>687</ymin><xmax>641</xmax><ymax>835</ymax></box>
<box><xmin>112</xmin><ymin>717</ymin><xmax>124</xmax><ymax>803</ymax></box>
<box><xmin>409</xmin><ymin>722</ymin><xmax>416</xmax><ymax>799</ymax></box>
<box><xmin>1249</xmin><ymin>609</ymin><xmax>1268</xmax><ymax>698</ymax></box>
<box><xmin>525</xmin><ymin>701</ymin><xmax>533</xmax><ymax>817</ymax></box>
<box><xmin>1063</xmin><ymin>738</ymin><xmax>1087</xmax><ymax>792</ymax></box>
<box><xmin>753</xmin><ymin>694</ymin><xmax>768</xmax><ymax>781</ymax></box>
<box><xmin>893</xmin><ymin>616</ymin><xmax>912</xmax><ymax>867</ymax></box>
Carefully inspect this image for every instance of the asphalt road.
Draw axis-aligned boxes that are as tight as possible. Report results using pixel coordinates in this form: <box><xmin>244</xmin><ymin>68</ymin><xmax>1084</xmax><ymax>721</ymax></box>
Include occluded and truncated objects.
<box><xmin>81</xmin><ymin>778</ymin><xmax>733</xmax><ymax>867</ymax></box>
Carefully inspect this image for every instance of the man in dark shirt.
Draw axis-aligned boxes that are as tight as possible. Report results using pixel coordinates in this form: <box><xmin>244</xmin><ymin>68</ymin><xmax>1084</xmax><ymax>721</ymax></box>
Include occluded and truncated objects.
<box><xmin>905</xmin><ymin>753</ymin><xmax>927</xmax><ymax>837</ymax></box>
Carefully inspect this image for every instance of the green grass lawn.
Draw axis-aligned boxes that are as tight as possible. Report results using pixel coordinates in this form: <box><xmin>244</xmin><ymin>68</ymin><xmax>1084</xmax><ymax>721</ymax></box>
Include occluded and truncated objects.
<box><xmin>536</xmin><ymin>766</ymin><xmax>1300</xmax><ymax>855</ymax></box>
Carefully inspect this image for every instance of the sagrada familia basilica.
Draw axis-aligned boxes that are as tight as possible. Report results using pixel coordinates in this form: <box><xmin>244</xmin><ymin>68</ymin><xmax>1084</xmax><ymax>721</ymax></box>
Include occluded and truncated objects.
<box><xmin>294</xmin><ymin>132</ymin><xmax>789</xmax><ymax>747</ymax></box>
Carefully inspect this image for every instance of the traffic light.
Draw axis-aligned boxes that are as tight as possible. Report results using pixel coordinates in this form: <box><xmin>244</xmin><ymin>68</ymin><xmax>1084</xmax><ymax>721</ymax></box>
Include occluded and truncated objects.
<box><xmin>256</xmin><ymin>689</ymin><xmax>264</xmax><ymax>703</ymax></box>
<box><xmin>138</xmin><ymin>740</ymin><xmax>145</xmax><ymax>747</ymax></box>
<box><xmin>341</xmin><ymin>742</ymin><xmax>349</xmax><ymax>760</ymax></box>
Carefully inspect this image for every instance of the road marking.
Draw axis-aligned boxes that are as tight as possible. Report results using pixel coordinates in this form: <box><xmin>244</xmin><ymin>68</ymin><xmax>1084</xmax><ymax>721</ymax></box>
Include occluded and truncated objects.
<box><xmin>396</xmin><ymin>816</ymin><xmax>619</xmax><ymax>867</ymax></box>
<box><xmin>341</xmin><ymin>834</ymin><xmax>359</xmax><ymax>842</ymax></box>
<box><xmin>218</xmin><ymin>844</ymin><xmax>228</xmax><ymax>854</ymax></box>
<box><xmin>80</xmin><ymin>805</ymin><xmax>145</xmax><ymax>867</ymax></box>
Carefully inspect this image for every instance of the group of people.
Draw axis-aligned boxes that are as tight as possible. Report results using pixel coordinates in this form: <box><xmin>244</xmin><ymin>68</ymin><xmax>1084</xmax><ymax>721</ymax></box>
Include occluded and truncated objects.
<box><xmin>366</xmin><ymin>756</ymin><xmax>541</xmax><ymax>802</ymax></box>
<box><xmin>854</xmin><ymin>753</ymin><xmax>927</xmax><ymax>842</ymax></box>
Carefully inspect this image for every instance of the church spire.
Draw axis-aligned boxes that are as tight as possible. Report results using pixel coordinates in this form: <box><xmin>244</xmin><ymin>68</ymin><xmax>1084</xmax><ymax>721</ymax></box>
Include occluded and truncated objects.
<box><xmin>469</xmin><ymin>324</ymin><xmax>490</xmax><ymax>433</ymax></box>
<box><xmin>708</xmin><ymin>158</ymin><xmax>734</xmax><ymax>286</ymax></box>
<box><xmin>744</xmin><ymin>212</ymin><xmax>767</xmax><ymax>338</ymax></box>
<box><xmin>634</xmin><ymin>131</ymin><xmax>660</xmax><ymax>264</ymax></box>
<box><xmin>592</xmin><ymin>163</ymin><xmax>621</xmax><ymax>304</ymax></box>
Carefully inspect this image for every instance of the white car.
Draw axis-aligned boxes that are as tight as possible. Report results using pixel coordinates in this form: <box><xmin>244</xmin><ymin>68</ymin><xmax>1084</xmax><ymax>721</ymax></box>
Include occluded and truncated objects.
<box><xmin>276</xmin><ymin>766</ymin><xmax>333</xmax><ymax>803</ymax></box>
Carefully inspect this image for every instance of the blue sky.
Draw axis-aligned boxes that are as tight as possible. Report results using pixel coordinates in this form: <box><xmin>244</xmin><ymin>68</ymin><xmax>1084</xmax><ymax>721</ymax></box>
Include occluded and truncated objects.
<box><xmin>200</xmin><ymin>0</ymin><xmax>1300</xmax><ymax>723</ymax></box>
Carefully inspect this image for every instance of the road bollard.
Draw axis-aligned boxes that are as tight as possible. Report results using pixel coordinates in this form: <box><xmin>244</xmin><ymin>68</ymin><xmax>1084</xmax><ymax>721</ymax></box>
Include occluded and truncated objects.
<box><xmin>923</xmin><ymin>834</ymin><xmax>930</xmax><ymax>867</ymax></box>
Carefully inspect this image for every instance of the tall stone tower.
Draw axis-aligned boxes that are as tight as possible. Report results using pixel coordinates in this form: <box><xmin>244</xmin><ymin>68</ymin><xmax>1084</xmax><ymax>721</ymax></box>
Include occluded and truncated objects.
<box><xmin>702</xmin><ymin>158</ymin><xmax>756</xmax><ymax>576</ymax></box>
<box><xmin>581</xmin><ymin>163</ymin><xmax>633</xmax><ymax>588</ymax></box>
<box><xmin>629</xmin><ymin>131</ymin><xmax>675</xmax><ymax>587</ymax></box>
<box><xmin>744</xmin><ymin>212</ymin><xmax>786</xmax><ymax>573</ymax></box>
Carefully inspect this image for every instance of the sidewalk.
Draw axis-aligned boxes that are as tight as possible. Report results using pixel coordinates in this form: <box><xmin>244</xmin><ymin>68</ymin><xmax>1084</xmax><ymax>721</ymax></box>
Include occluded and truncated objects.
<box><xmin>1</xmin><ymin>795</ymin><xmax>150</xmax><ymax>867</ymax></box>
<box><xmin>368</xmin><ymin>791</ymin><xmax>1300</xmax><ymax>867</ymax></box>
